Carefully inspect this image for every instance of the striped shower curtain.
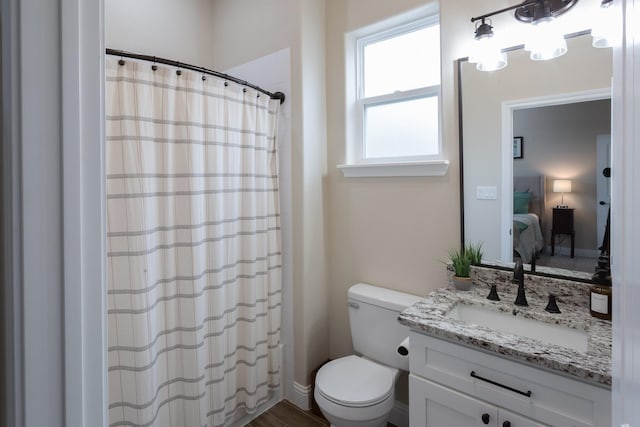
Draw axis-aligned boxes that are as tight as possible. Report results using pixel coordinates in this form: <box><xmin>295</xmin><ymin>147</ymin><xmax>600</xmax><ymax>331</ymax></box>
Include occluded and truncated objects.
<box><xmin>105</xmin><ymin>57</ymin><xmax>282</xmax><ymax>427</ymax></box>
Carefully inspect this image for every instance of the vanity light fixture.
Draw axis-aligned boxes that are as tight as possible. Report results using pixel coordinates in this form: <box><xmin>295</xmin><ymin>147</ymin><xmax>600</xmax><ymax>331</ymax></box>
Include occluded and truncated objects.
<box><xmin>517</xmin><ymin>0</ymin><xmax>573</xmax><ymax>60</ymax></box>
<box><xmin>468</xmin><ymin>18</ymin><xmax>508</xmax><ymax>71</ymax></box>
<box><xmin>470</xmin><ymin>0</ymin><xmax>579</xmax><ymax>69</ymax></box>
<box><xmin>592</xmin><ymin>0</ymin><xmax>617</xmax><ymax>48</ymax></box>
<box><xmin>553</xmin><ymin>179</ymin><xmax>572</xmax><ymax>208</ymax></box>
<box><xmin>523</xmin><ymin>17</ymin><xmax>568</xmax><ymax>60</ymax></box>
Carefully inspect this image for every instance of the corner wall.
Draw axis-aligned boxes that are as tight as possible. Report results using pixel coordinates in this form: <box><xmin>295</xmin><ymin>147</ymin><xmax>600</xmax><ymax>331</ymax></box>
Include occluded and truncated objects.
<box><xmin>105</xmin><ymin>0</ymin><xmax>216</xmax><ymax>68</ymax></box>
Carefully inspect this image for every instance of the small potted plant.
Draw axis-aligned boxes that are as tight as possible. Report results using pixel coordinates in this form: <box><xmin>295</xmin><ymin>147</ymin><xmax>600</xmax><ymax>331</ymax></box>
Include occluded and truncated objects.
<box><xmin>466</xmin><ymin>242</ymin><xmax>483</xmax><ymax>267</ymax></box>
<box><xmin>449</xmin><ymin>247</ymin><xmax>473</xmax><ymax>291</ymax></box>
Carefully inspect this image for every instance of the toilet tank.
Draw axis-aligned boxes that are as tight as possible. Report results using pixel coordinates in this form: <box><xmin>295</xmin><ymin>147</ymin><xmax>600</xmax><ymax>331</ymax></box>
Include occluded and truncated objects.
<box><xmin>348</xmin><ymin>283</ymin><xmax>422</xmax><ymax>371</ymax></box>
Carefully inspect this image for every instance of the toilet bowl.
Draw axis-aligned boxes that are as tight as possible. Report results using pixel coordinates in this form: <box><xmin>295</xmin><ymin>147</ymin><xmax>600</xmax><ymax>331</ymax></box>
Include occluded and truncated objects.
<box><xmin>315</xmin><ymin>355</ymin><xmax>397</xmax><ymax>427</ymax></box>
<box><xmin>314</xmin><ymin>284</ymin><xmax>421</xmax><ymax>427</ymax></box>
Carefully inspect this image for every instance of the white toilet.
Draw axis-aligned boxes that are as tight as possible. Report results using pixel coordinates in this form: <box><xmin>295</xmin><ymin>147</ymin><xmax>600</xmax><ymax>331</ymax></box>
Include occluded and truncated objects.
<box><xmin>314</xmin><ymin>283</ymin><xmax>421</xmax><ymax>427</ymax></box>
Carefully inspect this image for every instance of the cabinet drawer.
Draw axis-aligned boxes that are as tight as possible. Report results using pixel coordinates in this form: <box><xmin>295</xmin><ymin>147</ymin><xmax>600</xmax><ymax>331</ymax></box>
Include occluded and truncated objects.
<box><xmin>410</xmin><ymin>374</ymin><xmax>498</xmax><ymax>427</ymax></box>
<box><xmin>409</xmin><ymin>332</ymin><xmax>610</xmax><ymax>427</ymax></box>
<box><xmin>410</xmin><ymin>375</ymin><xmax>547</xmax><ymax>427</ymax></box>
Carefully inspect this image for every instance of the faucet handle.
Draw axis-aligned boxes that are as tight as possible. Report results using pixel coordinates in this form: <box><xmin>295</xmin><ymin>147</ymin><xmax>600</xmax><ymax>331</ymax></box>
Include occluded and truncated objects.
<box><xmin>545</xmin><ymin>294</ymin><xmax>561</xmax><ymax>313</ymax></box>
<box><xmin>487</xmin><ymin>284</ymin><xmax>500</xmax><ymax>301</ymax></box>
<box><xmin>514</xmin><ymin>284</ymin><xmax>529</xmax><ymax>306</ymax></box>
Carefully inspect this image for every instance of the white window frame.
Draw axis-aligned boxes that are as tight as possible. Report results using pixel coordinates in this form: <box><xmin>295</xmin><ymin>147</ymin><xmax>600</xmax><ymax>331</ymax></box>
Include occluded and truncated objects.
<box><xmin>339</xmin><ymin>12</ymin><xmax>449</xmax><ymax>178</ymax></box>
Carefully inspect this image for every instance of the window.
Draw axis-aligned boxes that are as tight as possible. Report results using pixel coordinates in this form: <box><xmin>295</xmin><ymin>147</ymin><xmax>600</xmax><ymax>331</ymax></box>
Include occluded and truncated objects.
<box><xmin>340</xmin><ymin>15</ymin><xmax>448</xmax><ymax>177</ymax></box>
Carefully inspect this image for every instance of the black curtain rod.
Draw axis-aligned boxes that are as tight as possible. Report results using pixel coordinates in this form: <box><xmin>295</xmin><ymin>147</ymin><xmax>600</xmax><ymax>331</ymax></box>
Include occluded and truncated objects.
<box><xmin>106</xmin><ymin>48</ymin><xmax>286</xmax><ymax>104</ymax></box>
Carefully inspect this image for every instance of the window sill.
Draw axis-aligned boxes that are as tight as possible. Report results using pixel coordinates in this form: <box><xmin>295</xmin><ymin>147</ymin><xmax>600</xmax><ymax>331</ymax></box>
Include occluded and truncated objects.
<box><xmin>337</xmin><ymin>160</ymin><xmax>449</xmax><ymax>178</ymax></box>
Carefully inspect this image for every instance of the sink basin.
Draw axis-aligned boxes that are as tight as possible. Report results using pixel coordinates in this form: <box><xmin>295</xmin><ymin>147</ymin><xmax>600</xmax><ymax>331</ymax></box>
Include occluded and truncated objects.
<box><xmin>446</xmin><ymin>303</ymin><xmax>588</xmax><ymax>353</ymax></box>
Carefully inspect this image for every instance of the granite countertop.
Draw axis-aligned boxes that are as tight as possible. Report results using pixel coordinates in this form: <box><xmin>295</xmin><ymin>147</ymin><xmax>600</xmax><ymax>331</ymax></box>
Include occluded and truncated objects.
<box><xmin>399</xmin><ymin>286</ymin><xmax>612</xmax><ymax>387</ymax></box>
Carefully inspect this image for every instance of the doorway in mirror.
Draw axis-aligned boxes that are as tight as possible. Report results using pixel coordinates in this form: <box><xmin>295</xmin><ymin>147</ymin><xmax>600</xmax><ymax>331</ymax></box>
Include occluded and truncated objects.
<box><xmin>511</xmin><ymin>99</ymin><xmax>611</xmax><ymax>274</ymax></box>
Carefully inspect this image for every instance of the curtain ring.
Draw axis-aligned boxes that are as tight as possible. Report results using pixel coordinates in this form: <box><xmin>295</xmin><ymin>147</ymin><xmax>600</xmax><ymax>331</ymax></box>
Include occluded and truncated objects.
<box><xmin>224</xmin><ymin>81</ymin><xmax>229</xmax><ymax>87</ymax></box>
<box><xmin>202</xmin><ymin>75</ymin><xmax>207</xmax><ymax>81</ymax></box>
<box><xmin>176</xmin><ymin>62</ymin><xmax>182</xmax><ymax>76</ymax></box>
<box><xmin>151</xmin><ymin>57</ymin><xmax>158</xmax><ymax>71</ymax></box>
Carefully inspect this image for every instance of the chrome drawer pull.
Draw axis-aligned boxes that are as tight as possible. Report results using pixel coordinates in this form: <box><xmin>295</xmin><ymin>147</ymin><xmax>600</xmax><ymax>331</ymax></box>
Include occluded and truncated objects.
<box><xmin>470</xmin><ymin>371</ymin><xmax>532</xmax><ymax>398</ymax></box>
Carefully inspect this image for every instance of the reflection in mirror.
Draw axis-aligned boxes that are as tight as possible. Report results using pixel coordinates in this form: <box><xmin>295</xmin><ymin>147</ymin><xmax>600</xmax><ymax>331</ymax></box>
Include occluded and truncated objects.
<box><xmin>512</xmin><ymin>100</ymin><xmax>610</xmax><ymax>273</ymax></box>
<box><xmin>460</xmin><ymin>34</ymin><xmax>613</xmax><ymax>280</ymax></box>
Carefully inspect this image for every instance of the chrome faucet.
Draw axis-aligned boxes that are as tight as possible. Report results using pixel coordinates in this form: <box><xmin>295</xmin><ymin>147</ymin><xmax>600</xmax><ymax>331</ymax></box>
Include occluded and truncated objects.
<box><xmin>513</xmin><ymin>259</ymin><xmax>529</xmax><ymax>306</ymax></box>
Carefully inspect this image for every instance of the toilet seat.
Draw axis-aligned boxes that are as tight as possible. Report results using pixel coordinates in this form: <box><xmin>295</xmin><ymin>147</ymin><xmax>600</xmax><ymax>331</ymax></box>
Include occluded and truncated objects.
<box><xmin>315</xmin><ymin>355</ymin><xmax>395</xmax><ymax>408</ymax></box>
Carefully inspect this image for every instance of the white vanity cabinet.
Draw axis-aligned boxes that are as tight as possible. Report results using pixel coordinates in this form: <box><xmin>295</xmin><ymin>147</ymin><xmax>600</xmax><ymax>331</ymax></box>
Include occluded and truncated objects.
<box><xmin>408</xmin><ymin>332</ymin><xmax>611</xmax><ymax>427</ymax></box>
<box><xmin>409</xmin><ymin>375</ymin><xmax>543</xmax><ymax>426</ymax></box>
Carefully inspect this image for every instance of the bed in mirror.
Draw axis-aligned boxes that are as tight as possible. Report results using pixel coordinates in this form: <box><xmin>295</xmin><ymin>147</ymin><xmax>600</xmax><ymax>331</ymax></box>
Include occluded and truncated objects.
<box><xmin>459</xmin><ymin>33</ymin><xmax>613</xmax><ymax>280</ymax></box>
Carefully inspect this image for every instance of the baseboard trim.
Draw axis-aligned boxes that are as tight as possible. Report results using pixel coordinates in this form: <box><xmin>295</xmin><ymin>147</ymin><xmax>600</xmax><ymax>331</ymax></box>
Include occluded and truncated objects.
<box><xmin>290</xmin><ymin>381</ymin><xmax>312</xmax><ymax>411</ymax></box>
<box><xmin>389</xmin><ymin>400</ymin><xmax>409</xmax><ymax>427</ymax></box>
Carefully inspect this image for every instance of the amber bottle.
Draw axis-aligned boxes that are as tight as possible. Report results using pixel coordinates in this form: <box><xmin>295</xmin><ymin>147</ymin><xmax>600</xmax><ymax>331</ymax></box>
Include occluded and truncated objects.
<box><xmin>590</xmin><ymin>257</ymin><xmax>612</xmax><ymax>321</ymax></box>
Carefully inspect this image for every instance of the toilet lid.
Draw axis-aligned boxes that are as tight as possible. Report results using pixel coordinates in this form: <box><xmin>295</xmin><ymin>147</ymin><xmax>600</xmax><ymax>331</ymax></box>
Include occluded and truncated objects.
<box><xmin>315</xmin><ymin>356</ymin><xmax>394</xmax><ymax>407</ymax></box>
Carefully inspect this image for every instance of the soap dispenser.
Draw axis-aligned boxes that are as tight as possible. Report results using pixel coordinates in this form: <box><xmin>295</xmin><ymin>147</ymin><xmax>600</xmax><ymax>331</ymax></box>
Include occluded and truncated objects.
<box><xmin>590</xmin><ymin>256</ymin><xmax>612</xmax><ymax>321</ymax></box>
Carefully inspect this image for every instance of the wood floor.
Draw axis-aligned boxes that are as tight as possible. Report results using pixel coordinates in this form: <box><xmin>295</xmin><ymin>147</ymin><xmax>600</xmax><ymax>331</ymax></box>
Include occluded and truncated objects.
<box><xmin>245</xmin><ymin>400</ymin><xmax>398</xmax><ymax>427</ymax></box>
<box><xmin>244</xmin><ymin>400</ymin><xmax>329</xmax><ymax>427</ymax></box>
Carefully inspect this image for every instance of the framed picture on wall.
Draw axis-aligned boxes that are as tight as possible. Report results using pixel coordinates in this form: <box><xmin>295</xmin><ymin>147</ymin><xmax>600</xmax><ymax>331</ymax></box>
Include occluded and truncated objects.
<box><xmin>513</xmin><ymin>136</ymin><xmax>524</xmax><ymax>159</ymax></box>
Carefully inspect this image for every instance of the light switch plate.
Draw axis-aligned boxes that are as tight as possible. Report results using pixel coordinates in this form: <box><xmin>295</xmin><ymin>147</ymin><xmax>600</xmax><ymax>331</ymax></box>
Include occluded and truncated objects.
<box><xmin>476</xmin><ymin>186</ymin><xmax>497</xmax><ymax>200</ymax></box>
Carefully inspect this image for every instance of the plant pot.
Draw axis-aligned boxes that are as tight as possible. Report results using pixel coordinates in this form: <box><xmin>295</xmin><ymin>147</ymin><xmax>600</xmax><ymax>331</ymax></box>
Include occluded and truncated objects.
<box><xmin>452</xmin><ymin>275</ymin><xmax>473</xmax><ymax>291</ymax></box>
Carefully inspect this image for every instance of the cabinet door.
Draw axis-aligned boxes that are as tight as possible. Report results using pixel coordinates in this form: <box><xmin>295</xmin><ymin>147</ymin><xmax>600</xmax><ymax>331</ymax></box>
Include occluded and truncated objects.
<box><xmin>499</xmin><ymin>409</ymin><xmax>547</xmax><ymax>427</ymax></box>
<box><xmin>410</xmin><ymin>374</ymin><xmax>497</xmax><ymax>426</ymax></box>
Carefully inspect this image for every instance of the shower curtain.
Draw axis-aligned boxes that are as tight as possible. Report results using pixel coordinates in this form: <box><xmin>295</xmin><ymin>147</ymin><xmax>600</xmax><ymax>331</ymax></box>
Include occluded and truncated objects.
<box><xmin>105</xmin><ymin>57</ymin><xmax>282</xmax><ymax>427</ymax></box>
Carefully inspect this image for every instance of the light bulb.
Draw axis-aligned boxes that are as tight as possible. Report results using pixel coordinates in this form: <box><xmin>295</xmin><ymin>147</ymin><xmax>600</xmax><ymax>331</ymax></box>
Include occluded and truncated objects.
<box><xmin>525</xmin><ymin>19</ymin><xmax>567</xmax><ymax>61</ymax></box>
<box><xmin>473</xmin><ymin>50</ymin><xmax>508</xmax><ymax>71</ymax></box>
<box><xmin>592</xmin><ymin>1</ymin><xmax>618</xmax><ymax>48</ymax></box>
<box><xmin>469</xmin><ymin>28</ymin><xmax>507</xmax><ymax>71</ymax></box>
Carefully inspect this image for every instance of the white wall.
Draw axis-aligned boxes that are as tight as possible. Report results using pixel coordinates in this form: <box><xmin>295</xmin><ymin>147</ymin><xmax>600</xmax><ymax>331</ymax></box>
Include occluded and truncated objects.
<box><xmin>209</xmin><ymin>0</ymin><xmax>301</xmax><ymax>71</ymax></box>
<box><xmin>105</xmin><ymin>0</ymin><xmax>215</xmax><ymax>68</ymax></box>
